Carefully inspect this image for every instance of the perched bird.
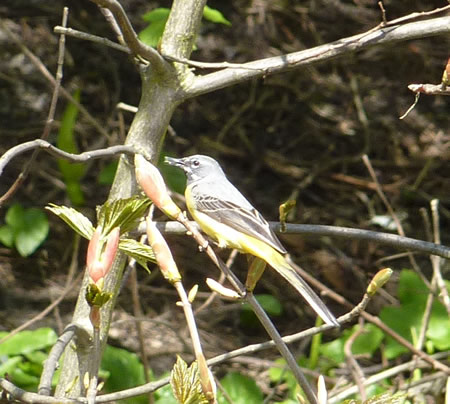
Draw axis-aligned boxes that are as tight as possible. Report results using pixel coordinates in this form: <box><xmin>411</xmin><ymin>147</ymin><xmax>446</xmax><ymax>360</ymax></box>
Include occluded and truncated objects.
<box><xmin>165</xmin><ymin>155</ymin><xmax>338</xmax><ymax>326</ymax></box>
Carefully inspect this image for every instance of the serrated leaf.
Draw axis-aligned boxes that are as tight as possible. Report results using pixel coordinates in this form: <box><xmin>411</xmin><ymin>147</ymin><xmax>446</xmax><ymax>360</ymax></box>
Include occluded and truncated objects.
<box><xmin>170</xmin><ymin>356</ymin><xmax>208</xmax><ymax>404</ymax></box>
<box><xmin>203</xmin><ymin>5</ymin><xmax>231</xmax><ymax>26</ymax></box>
<box><xmin>46</xmin><ymin>204</ymin><xmax>94</xmax><ymax>240</ymax></box>
<box><xmin>97</xmin><ymin>196</ymin><xmax>151</xmax><ymax>236</ymax></box>
<box><xmin>15</xmin><ymin>208</ymin><xmax>49</xmax><ymax>257</ymax></box>
<box><xmin>119</xmin><ymin>238</ymin><xmax>155</xmax><ymax>271</ymax></box>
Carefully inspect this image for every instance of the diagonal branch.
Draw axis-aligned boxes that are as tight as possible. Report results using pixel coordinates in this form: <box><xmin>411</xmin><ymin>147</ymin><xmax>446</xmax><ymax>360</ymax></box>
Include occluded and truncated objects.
<box><xmin>87</xmin><ymin>0</ymin><xmax>167</xmax><ymax>71</ymax></box>
<box><xmin>185</xmin><ymin>16</ymin><xmax>450</xmax><ymax>98</ymax></box>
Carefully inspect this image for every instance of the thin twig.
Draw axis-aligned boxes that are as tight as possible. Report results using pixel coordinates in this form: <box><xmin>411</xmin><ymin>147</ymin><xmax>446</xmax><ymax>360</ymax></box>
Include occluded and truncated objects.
<box><xmin>39</xmin><ymin>325</ymin><xmax>79</xmax><ymax>396</ymax></box>
<box><xmin>128</xmin><ymin>251</ymin><xmax>154</xmax><ymax>404</ymax></box>
<box><xmin>408</xmin><ymin>83</ymin><xmax>450</xmax><ymax>95</ymax></box>
<box><xmin>0</xmin><ymin>140</ymin><xmax>135</xmax><ymax>176</ymax></box>
<box><xmin>174</xmin><ymin>213</ymin><xmax>320</xmax><ymax>404</ymax></box>
<box><xmin>328</xmin><ymin>352</ymin><xmax>449</xmax><ymax>403</ymax></box>
<box><xmin>0</xmin><ymin>19</ymin><xmax>110</xmax><ymax>140</ymax></box>
<box><xmin>430</xmin><ymin>200</ymin><xmax>450</xmax><ymax>315</ymax></box>
<box><xmin>0</xmin><ymin>9</ymin><xmax>68</xmax><ymax>205</ymax></box>
<box><xmin>148</xmin><ymin>221</ymin><xmax>450</xmax><ymax>260</ymax></box>
<box><xmin>54</xmin><ymin>26</ymin><xmax>129</xmax><ymax>53</ymax></box>
<box><xmin>344</xmin><ymin>319</ymin><xmax>367</xmax><ymax>401</ymax></box>
<box><xmin>362</xmin><ymin>154</ymin><xmax>429</xmax><ymax>288</ymax></box>
<box><xmin>0</xmin><ymin>378</ymin><xmax>84</xmax><ymax>404</ymax></box>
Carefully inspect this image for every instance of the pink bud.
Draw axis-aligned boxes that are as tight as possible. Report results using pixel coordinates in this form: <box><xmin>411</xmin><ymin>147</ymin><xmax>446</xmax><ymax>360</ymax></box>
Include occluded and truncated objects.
<box><xmin>86</xmin><ymin>226</ymin><xmax>102</xmax><ymax>271</ymax></box>
<box><xmin>86</xmin><ymin>226</ymin><xmax>120</xmax><ymax>285</ymax></box>
<box><xmin>135</xmin><ymin>155</ymin><xmax>181</xmax><ymax>218</ymax></box>
<box><xmin>146</xmin><ymin>217</ymin><xmax>181</xmax><ymax>283</ymax></box>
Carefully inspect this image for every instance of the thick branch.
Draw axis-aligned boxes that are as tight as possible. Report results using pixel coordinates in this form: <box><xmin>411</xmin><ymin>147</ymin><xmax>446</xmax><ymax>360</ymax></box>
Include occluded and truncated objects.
<box><xmin>185</xmin><ymin>16</ymin><xmax>450</xmax><ymax>97</ymax></box>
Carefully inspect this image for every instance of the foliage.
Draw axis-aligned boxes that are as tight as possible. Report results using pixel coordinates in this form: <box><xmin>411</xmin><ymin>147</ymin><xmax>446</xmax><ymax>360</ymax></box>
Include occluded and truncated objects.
<box><xmin>0</xmin><ymin>204</ymin><xmax>49</xmax><ymax>257</ymax></box>
<box><xmin>47</xmin><ymin>197</ymin><xmax>155</xmax><ymax>270</ymax></box>
<box><xmin>0</xmin><ymin>328</ymin><xmax>58</xmax><ymax>392</ymax></box>
<box><xmin>170</xmin><ymin>356</ymin><xmax>208</xmax><ymax>404</ymax></box>
<box><xmin>101</xmin><ymin>345</ymin><xmax>148</xmax><ymax>404</ymax></box>
<box><xmin>57</xmin><ymin>89</ymin><xmax>86</xmax><ymax>206</ymax></box>
<box><xmin>139</xmin><ymin>6</ymin><xmax>230</xmax><ymax>48</ymax></box>
<box><xmin>217</xmin><ymin>372</ymin><xmax>263</xmax><ymax>404</ymax></box>
<box><xmin>380</xmin><ymin>270</ymin><xmax>450</xmax><ymax>358</ymax></box>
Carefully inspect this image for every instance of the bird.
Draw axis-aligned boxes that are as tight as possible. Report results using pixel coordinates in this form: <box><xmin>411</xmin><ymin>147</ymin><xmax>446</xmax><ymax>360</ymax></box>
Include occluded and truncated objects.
<box><xmin>165</xmin><ymin>154</ymin><xmax>338</xmax><ymax>327</ymax></box>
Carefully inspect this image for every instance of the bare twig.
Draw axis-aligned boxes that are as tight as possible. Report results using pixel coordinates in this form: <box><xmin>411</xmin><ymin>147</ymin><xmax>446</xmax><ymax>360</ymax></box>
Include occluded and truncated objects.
<box><xmin>0</xmin><ymin>140</ymin><xmax>135</xmax><ymax>176</ymax></box>
<box><xmin>0</xmin><ymin>19</ymin><xmax>110</xmax><ymax>140</ymax></box>
<box><xmin>186</xmin><ymin>16</ymin><xmax>450</xmax><ymax>98</ymax></box>
<box><xmin>407</xmin><ymin>83</ymin><xmax>450</xmax><ymax>95</ymax></box>
<box><xmin>328</xmin><ymin>352</ymin><xmax>449</xmax><ymax>403</ymax></box>
<box><xmin>149</xmin><ymin>221</ymin><xmax>450</xmax><ymax>260</ymax></box>
<box><xmin>54</xmin><ymin>26</ymin><xmax>129</xmax><ymax>53</ymax></box>
<box><xmin>127</xmin><ymin>249</ymin><xmax>154</xmax><ymax>403</ymax></box>
<box><xmin>39</xmin><ymin>325</ymin><xmax>79</xmax><ymax>396</ymax></box>
<box><xmin>0</xmin><ymin>378</ymin><xmax>83</xmax><ymax>404</ymax></box>
<box><xmin>362</xmin><ymin>154</ymin><xmax>429</xmax><ymax>288</ymax></box>
<box><xmin>344</xmin><ymin>319</ymin><xmax>367</xmax><ymax>401</ymax></box>
<box><xmin>430</xmin><ymin>200</ymin><xmax>450</xmax><ymax>315</ymax></box>
<box><xmin>0</xmin><ymin>8</ymin><xmax>68</xmax><ymax>205</ymax></box>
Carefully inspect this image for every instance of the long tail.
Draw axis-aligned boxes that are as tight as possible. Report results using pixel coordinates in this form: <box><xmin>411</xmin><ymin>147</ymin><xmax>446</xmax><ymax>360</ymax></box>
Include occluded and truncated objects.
<box><xmin>270</xmin><ymin>253</ymin><xmax>339</xmax><ymax>327</ymax></box>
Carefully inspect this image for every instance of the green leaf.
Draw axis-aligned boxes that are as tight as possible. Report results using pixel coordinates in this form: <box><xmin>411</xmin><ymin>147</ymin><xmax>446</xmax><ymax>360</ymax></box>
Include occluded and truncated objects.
<box><xmin>46</xmin><ymin>204</ymin><xmax>94</xmax><ymax>240</ymax></box>
<box><xmin>15</xmin><ymin>208</ymin><xmax>49</xmax><ymax>257</ymax></box>
<box><xmin>98</xmin><ymin>161</ymin><xmax>118</xmax><ymax>185</ymax></box>
<box><xmin>218</xmin><ymin>372</ymin><xmax>263</xmax><ymax>404</ymax></box>
<box><xmin>203</xmin><ymin>5</ymin><xmax>231</xmax><ymax>26</ymax></box>
<box><xmin>141</xmin><ymin>7</ymin><xmax>170</xmax><ymax>22</ymax></box>
<box><xmin>350</xmin><ymin>324</ymin><xmax>384</xmax><ymax>356</ymax></box>
<box><xmin>139</xmin><ymin>8</ymin><xmax>170</xmax><ymax>48</ymax></box>
<box><xmin>170</xmin><ymin>356</ymin><xmax>208</xmax><ymax>404</ymax></box>
<box><xmin>0</xmin><ymin>356</ymin><xmax>23</xmax><ymax>377</ymax></box>
<box><xmin>0</xmin><ymin>225</ymin><xmax>14</xmax><ymax>247</ymax></box>
<box><xmin>5</xmin><ymin>204</ymin><xmax>26</xmax><ymax>229</ymax></box>
<box><xmin>319</xmin><ymin>338</ymin><xmax>345</xmax><ymax>364</ymax></box>
<box><xmin>240</xmin><ymin>294</ymin><xmax>283</xmax><ymax>327</ymax></box>
<box><xmin>154</xmin><ymin>383</ymin><xmax>178</xmax><ymax>404</ymax></box>
<box><xmin>119</xmin><ymin>238</ymin><xmax>155</xmax><ymax>271</ymax></box>
<box><xmin>380</xmin><ymin>270</ymin><xmax>450</xmax><ymax>358</ymax></box>
<box><xmin>97</xmin><ymin>196</ymin><xmax>151</xmax><ymax>236</ymax></box>
<box><xmin>57</xmin><ymin>89</ymin><xmax>85</xmax><ymax>205</ymax></box>
<box><xmin>101</xmin><ymin>345</ymin><xmax>147</xmax><ymax>404</ymax></box>
<box><xmin>0</xmin><ymin>328</ymin><xmax>57</xmax><ymax>356</ymax></box>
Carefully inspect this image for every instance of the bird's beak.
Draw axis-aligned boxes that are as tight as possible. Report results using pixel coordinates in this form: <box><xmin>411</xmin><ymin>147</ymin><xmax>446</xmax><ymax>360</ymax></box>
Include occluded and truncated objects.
<box><xmin>164</xmin><ymin>156</ymin><xmax>185</xmax><ymax>168</ymax></box>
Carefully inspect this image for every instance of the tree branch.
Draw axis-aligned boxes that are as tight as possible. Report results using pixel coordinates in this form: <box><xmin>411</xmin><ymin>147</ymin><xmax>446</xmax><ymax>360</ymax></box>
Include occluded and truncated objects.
<box><xmin>87</xmin><ymin>0</ymin><xmax>166</xmax><ymax>71</ymax></box>
<box><xmin>185</xmin><ymin>16</ymin><xmax>450</xmax><ymax>98</ymax></box>
<box><xmin>147</xmin><ymin>221</ymin><xmax>450</xmax><ymax>260</ymax></box>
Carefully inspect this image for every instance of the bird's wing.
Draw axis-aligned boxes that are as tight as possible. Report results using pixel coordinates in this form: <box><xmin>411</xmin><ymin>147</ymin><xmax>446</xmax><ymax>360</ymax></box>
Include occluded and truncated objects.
<box><xmin>193</xmin><ymin>193</ymin><xmax>287</xmax><ymax>254</ymax></box>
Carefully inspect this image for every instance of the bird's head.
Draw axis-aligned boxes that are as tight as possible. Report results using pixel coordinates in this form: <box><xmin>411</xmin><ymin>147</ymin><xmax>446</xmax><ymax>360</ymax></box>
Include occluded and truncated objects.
<box><xmin>164</xmin><ymin>155</ymin><xmax>224</xmax><ymax>183</ymax></box>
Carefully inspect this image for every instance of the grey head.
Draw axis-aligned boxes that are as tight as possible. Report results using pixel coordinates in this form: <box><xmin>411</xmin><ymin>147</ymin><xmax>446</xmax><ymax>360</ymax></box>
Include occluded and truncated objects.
<box><xmin>165</xmin><ymin>155</ymin><xmax>225</xmax><ymax>184</ymax></box>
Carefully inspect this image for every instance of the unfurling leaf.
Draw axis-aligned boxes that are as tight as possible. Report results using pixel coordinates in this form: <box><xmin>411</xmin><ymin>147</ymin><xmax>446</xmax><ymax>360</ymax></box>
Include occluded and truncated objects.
<box><xmin>46</xmin><ymin>204</ymin><xmax>94</xmax><ymax>240</ymax></box>
<box><xmin>97</xmin><ymin>196</ymin><xmax>151</xmax><ymax>236</ymax></box>
<box><xmin>170</xmin><ymin>356</ymin><xmax>208</xmax><ymax>404</ymax></box>
<box><xmin>118</xmin><ymin>238</ymin><xmax>156</xmax><ymax>272</ymax></box>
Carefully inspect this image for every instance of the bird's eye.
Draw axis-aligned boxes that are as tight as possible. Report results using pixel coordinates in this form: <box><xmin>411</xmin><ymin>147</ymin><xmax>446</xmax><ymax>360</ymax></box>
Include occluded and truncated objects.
<box><xmin>192</xmin><ymin>159</ymin><xmax>200</xmax><ymax>167</ymax></box>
